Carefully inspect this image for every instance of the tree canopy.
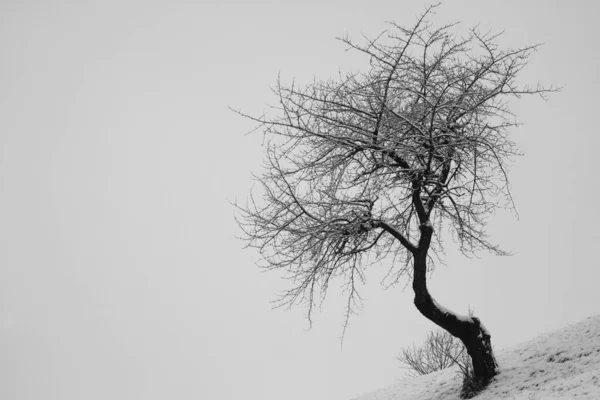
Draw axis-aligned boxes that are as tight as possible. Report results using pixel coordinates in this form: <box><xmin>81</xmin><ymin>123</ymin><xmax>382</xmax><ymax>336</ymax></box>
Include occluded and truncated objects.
<box><xmin>236</xmin><ymin>5</ymin><xmax>554</xmax><ymax>329</ymax></box>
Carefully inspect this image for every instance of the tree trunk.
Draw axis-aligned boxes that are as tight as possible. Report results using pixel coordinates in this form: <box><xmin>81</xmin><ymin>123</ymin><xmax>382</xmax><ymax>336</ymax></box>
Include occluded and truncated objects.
<box><xmin>412</xmin><ymin>225</ymin><xmax>498</xmax><ymax>392</ymax></box>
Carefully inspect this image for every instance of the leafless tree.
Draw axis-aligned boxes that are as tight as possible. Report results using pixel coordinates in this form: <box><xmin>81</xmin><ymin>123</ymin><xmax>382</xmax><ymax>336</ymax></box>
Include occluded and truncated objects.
<box><xmin>398</xmin><ymin>328</ymin><xmax>471</xmax><ymax>377</ymax></box>
<box><xmin>235</xmin><ymin>4</ymin><xmax>555</xmax><ymax>393</ymax></box>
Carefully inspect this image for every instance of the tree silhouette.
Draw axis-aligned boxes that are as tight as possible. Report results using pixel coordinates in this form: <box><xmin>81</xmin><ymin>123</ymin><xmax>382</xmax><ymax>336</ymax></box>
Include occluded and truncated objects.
<box><xmin>236</xmin><ymin>4</ymin><xmax>555</xmax><ymax>394</ymax></box>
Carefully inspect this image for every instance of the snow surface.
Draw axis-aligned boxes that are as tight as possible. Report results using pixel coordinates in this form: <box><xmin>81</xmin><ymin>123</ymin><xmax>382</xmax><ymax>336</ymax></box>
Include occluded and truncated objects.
<box><xmin>352</xmin><ymin>314</ymin><xmax>600</xmax><ymax>400</ymax></box>
<box><xmin>431</xmin><ymin>296</ymin><xmax>473</xmax><ymax>323</ymax></box>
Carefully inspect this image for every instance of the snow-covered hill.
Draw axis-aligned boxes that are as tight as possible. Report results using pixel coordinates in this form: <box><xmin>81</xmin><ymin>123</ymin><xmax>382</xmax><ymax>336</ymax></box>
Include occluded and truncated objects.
<box><xmin>352</xmin><ymin>315</ymin><xmax>600</xmax><ymax>400</ymax></box>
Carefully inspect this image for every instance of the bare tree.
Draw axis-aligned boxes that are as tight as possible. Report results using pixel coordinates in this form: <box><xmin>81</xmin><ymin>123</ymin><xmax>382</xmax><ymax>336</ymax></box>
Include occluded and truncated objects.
<box><xmin>235</xmin><ymin>4</ymin><xmax>555</xmax><ymax>393</ymax></box>
<box><xmin>398</xmin><ymin>328</ymin><xmax>471</xmax><ymax>377</ymax></box>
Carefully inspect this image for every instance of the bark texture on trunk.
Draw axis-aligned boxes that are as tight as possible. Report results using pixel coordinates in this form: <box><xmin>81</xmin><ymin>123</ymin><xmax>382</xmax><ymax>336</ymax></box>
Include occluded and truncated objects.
<box><xmin>412</xmin><ymin>224</ymin><xmax>498</xmax><ymax>391</ymax></box>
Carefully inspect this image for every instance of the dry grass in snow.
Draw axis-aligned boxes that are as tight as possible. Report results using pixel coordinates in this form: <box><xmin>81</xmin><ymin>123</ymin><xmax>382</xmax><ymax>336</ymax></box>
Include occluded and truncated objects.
<box><xmin>352</xmin><ymin>314</ymin><xmax>600</xmax><ymax>400</ymax></box>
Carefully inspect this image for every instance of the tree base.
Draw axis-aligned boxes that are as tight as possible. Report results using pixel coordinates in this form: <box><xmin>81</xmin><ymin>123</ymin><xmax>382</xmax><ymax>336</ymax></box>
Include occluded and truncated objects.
<box><xmin>460</xmin><ymin>372</ymin><xmax>488</xmax><ymax>399</ymax></box>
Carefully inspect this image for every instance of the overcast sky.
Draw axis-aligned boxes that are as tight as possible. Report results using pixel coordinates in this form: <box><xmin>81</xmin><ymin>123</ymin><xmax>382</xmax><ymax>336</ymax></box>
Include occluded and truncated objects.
<box><xmin>1</xmin><ymin>1</ymin><xmax>599</xmax><ymax>399</ymax></box>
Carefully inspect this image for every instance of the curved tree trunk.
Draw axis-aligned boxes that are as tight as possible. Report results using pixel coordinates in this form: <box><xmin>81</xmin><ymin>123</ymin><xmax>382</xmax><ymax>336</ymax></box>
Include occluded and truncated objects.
<box><xmin>413</xmin><ymin>224</ymin><xmax>498</xmax><ymax>392</ymax></box>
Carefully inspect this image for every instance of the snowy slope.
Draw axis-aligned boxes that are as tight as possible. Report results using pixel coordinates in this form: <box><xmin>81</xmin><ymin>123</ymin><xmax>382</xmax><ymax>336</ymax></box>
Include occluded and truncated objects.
<box><xmin>352</xmin><ymin>315</ymin><xmax>600</xmax><ymax>400</ymax></box>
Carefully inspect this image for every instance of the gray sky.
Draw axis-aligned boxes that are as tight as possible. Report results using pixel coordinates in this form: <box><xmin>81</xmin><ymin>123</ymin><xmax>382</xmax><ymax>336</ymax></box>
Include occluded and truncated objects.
<box><xmin>1</xmin><ymin>1</ymin><xmax>599</xmax><ymax>399</ymax></box>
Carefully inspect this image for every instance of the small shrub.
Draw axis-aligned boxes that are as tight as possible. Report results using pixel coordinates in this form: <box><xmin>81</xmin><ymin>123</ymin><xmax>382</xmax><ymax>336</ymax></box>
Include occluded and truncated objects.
<box><xmin>398</xmin><ymin>328</ymin><xmax>472</xmax><ymax>377</ymax></box>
